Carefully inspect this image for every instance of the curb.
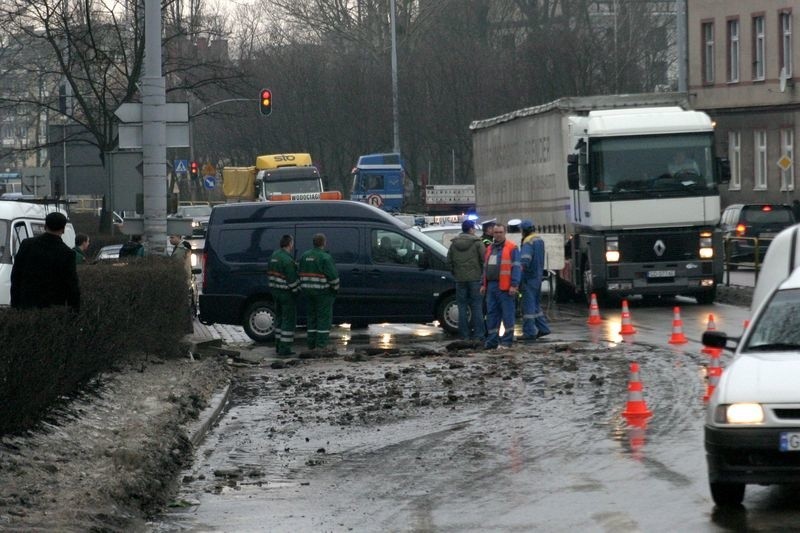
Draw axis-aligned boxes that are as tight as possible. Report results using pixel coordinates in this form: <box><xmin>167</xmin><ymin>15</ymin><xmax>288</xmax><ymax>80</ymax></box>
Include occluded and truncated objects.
<box><xmin>187</xmin><ymin>382</ymin><xmax>232</xmax><ymax>448</ymax></box>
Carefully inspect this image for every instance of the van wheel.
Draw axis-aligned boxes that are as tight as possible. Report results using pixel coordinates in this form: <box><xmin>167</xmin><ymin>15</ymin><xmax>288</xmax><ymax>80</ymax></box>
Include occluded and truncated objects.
<box><xmin>243</xmin><ymin>300</ymin><xmax>276</xmax><ymax>343</ymax></box>
<box><xmin>710</xmin><ymin>481</ymin><xmax>745</xmax><ymax>506</ymax></box>
<box><xmin>436</xmin><ymin>293</ymin><xmax>459</xmax><ymax>334</ymax></box>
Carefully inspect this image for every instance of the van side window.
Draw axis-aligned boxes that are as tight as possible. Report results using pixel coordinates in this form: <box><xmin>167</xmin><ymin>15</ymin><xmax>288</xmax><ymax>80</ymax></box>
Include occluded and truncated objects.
<box><xmin>296</xmin><ymin>227</ymin><xmax>359</xmax><ymax>264</ymax></box>
<box><xmin>371</xmin><ymin>230</ymin><xmax>423</xmax><ymax>267</ymax></box>
<box><xmin>12</xmin><ymin>222</ymin><xmax>29</xmax><ymax>257</ymax></box>
<box><xmin>0</xmin><ymin>220</ymin><xmax>9</xmax><ymax>264</ymax></box>
<box><xmin>219</xmin><ymin>227</ymin><xmax>289</xmax><ymax>263</ymax></box>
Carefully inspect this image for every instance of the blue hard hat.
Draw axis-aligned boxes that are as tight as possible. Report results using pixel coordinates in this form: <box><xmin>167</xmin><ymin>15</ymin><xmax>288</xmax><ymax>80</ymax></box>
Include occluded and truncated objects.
<box><xmin>520</xmin><ymin>219</ymin><xmax>534</xmax><ymax>231</ymax></box>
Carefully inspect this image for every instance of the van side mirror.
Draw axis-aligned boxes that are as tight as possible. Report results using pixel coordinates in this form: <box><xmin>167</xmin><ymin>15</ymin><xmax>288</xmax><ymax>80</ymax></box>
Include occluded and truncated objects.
<box><xmin>702</xmin><ymin>330</ymin><xmax>738</xmax><ymax>351</ymax></box>
<box><xmin>567</xmin><ymin>154</ymin><xmax>579</xmax><ymax>190</ymax></box>
<box><xmin>418</xmin><ymin>251</ymin><xmax>430</xmax><ymax>269</ymax></box>
<box><xmin>716</xmin><ymin>157</ymin><xmax>731</xmax><ymax>184</ymax></box>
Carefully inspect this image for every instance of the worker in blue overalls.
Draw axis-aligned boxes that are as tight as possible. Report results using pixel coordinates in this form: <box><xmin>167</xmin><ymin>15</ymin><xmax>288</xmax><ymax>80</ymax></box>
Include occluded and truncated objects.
<box><xmin>519</xmin><ymin>219</ymin><xmax>551</xmax><ymax>341</ymax></box>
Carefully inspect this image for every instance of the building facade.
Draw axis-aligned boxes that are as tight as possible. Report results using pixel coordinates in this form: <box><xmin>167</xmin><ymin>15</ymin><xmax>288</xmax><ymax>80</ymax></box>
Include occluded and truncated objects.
<box><xmin>688</xmin><ymin>0</ymin><xmax>799</xmax><ymax>207</ymax></box>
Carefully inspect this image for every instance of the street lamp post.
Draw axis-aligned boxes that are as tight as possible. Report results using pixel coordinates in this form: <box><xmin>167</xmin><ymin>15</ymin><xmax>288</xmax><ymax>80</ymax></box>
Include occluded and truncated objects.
<box><xmin>390</xmin><ymin>0</ymin><xmax>400</xmax><ymax>155</ymax></box>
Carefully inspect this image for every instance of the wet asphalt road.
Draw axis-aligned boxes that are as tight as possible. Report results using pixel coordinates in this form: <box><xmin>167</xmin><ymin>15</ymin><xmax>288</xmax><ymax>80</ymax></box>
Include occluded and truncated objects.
<box><xmin>152</xmin><ymin>296</ymin><xmax>800</xmax><ymax>532</ymax></box>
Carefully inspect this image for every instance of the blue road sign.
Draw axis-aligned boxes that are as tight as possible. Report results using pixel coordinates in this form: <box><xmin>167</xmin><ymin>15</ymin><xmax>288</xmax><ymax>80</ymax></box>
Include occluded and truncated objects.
<box><xmin>203</xmin><ymin>176</ymin><xmax>216</xmax><ymax>189</ymax></box>
<box><xmin>174</xmin><ymin>159</ymin><xmax>188</xmax><ymax>173</ymax></box>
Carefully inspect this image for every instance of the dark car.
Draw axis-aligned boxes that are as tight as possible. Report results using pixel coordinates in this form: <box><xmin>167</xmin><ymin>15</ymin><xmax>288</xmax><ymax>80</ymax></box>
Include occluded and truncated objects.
<box><xmin>720</xmin><ymin>204</ymin><xmax>795</xmax><ymax>268</ymax></box>
<box><xmin>198</xmin><ymin>200</ymin><xmax>459</xmax><ymax>342</ymax></box>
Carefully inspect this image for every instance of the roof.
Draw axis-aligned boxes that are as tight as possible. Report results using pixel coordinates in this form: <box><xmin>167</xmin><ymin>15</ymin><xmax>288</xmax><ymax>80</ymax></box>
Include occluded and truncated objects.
<box><xmin>469</xmin><ymin>92</ymin><xmax>690</xmax><ymax>131</ymax></box>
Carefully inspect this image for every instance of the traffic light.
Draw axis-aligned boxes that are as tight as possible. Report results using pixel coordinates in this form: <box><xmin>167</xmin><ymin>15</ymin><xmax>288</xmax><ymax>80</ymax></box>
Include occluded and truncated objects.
<box><xmin>190</xmin><ymin>161</ymin><xmax>199</xmax><ymax>180</ymax></box>
<box><xmin>259</xmin><ymin>88</ymin><xmax>272</xmax><ymax>116</ymax></box>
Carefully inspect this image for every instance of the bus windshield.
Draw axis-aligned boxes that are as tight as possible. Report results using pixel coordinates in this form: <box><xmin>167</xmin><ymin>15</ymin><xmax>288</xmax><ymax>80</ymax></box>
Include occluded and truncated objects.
<box><xmin>589</xmin><ymin>133</ymin><xmax>716</xmax><ymax>198</ymax></box>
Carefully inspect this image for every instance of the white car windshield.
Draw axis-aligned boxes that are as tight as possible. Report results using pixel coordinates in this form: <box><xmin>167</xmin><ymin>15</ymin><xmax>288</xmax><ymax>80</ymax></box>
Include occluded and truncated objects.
<box><xmin>744</xmin><ymin>288</ymin><xmax>800</xmax><ymax>351</ymax></box>
<box><xmin>178</xmin><ymin>206</ymin><xmax>212</xmax><ymax>217</ymax></box>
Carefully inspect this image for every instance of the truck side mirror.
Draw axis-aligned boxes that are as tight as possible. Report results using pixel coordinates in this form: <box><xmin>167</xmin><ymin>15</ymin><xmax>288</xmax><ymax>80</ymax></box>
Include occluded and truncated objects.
<box><xmin>716</xmin><ymin>157</ymin><xmax>731</xmax><ymax>184</ymax></box>
<box><xmin>567</xmin><ymin>154</ymin><xmax>579</xmax><ymax>190</ymax></box>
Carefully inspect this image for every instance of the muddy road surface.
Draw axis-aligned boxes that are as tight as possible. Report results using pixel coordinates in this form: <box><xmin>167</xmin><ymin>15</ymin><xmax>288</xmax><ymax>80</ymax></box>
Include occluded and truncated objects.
<box><xmin>153</xmin><ymin>299</ymin><xmax>800</xmax><ymax>532</ymax></box>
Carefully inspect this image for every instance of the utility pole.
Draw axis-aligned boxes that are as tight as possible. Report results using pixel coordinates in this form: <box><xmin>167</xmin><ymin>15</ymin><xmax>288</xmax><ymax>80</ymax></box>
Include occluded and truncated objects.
<box><xmin>142</xmin><ymin>0</ymin><xmax>167</xmax><ymax>253</ymax></box>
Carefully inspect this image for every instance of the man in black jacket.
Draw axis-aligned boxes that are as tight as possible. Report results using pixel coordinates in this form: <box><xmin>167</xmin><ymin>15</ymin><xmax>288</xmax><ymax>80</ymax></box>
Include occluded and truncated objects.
<box><xmin>10</xmin><ymin>212</ymin><xmax>81</xmax><ymax>311</ymax></box>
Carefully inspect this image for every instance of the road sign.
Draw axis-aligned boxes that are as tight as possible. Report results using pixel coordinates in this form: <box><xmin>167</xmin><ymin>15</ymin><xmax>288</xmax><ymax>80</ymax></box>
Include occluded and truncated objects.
<box><xmin>204</xmin><ymin>176</ymin><xmax>216</xmax><ymax>189</ymax></box>
<box><xmin>174</xmin><ymin>159</ymin><xmax>188</xmax><ymax>173</ymax></box>
<box><xmin>202</xmin><ymin>162</ymin><xmax>216</xmax><ymax>176</ymax></box>
<box><xmin>366</xmin><ymin>193</ymin><xmax>384</xmax><ymax>207</ymax></box>
<box><xmin>778</xmin><ymin>155</ymin><xmax>793</xmax><ymax>171</ymax></box>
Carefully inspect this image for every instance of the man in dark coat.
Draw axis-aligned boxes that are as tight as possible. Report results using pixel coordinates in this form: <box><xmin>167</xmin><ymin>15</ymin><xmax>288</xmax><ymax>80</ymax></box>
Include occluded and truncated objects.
<box><xmin>10</xmin><ymin>212</ymin><xmax>80</xmax><ymax>311</ymax></box>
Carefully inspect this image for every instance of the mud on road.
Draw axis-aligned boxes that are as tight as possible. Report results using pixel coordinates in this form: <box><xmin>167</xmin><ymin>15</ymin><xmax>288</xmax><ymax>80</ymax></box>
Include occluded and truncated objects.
<box><xmin>0</xmin><ymin>355</ymin><xmax>230</xmax><ymax>533</ymax></box>
<box><xmin>157</xmin><ymin>338</ymin><xmax>710</xmax><ymax>531</ymax></box>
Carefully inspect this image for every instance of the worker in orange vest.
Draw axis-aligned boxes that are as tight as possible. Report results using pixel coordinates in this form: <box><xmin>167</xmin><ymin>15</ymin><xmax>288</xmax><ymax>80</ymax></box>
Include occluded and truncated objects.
<box><xmin>480</xmin><ymin>223</ymin><xmax>521</xmax><ymax>349</ymax></box>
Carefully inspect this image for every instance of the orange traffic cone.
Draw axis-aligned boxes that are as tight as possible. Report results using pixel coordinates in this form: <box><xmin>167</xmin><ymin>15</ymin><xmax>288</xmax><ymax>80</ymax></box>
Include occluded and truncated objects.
<box><xmin>619</xmin><ymin>299</ymin><xmax>637</xmax><ymax>335</ymax></box>
<box><xmin>622</xmin><ymin>362</ymin><xmax>652</xmax><ymax>417</ymax></box>
<box><xmin>703</xmin><ymin>350</ymin><xmax>723</xmax><ymax>403</ymax></box>
<box><xmin>701</xmin><ymin>313</ymin><xmax>721</xmax><ymax>355</ymax></box>
<box><xmin>587</xmin><ymin>293</ymin><xmax>602</xmax><ymax>325</ymax></box>
<box><xmin>668</xmin><ymin>306</ymin><xmax>688</xmax><ymax>344</ymax></box>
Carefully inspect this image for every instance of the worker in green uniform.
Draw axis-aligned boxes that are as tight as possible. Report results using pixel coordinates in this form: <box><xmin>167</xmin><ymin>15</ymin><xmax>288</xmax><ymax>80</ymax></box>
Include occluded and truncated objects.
<box><xmin>268</xmin><ymin>234</ymin><xmax>300</xmax><ymax>356</ymax></box>
<box><xmin>298</xmin><ymin>233</ymin><xmax>340</xmax><ymax>349</ymax></box>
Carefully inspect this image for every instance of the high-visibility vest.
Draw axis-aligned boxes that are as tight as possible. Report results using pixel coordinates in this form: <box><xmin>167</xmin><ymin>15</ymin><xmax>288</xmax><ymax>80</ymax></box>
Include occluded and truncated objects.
<box><xmin>485</xmin><ymin>240</ymin><xmax>517</xmax><ymax>290</ymax></box>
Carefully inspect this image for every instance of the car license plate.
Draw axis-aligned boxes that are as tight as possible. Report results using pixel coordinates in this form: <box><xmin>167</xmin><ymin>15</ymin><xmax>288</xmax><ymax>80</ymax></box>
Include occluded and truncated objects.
<box><xmin>647</xmin><ymin>270</ymin><xmax>675</xmax><ymax>278</ymax></box>
<box><xmin>779</xmin><ymin>432</ymin><xmax>800</xmax><ymax>451</ymax></box>
<box><xmin>759</xmin><ymin>232</ymin><xmax>777</xmax><ymax>239</ymax></box>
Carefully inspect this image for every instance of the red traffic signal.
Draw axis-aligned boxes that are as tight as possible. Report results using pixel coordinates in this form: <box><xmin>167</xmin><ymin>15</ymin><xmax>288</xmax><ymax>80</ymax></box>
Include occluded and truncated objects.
<box><xmin>190</xmin><ymin>161</ymin><xmax>199</xmax><ymax>178</ymax></box>
<box><xmin>259</xmin><ymin>88</ymin><xmax>272</xmax><ymax>116</ymax></box>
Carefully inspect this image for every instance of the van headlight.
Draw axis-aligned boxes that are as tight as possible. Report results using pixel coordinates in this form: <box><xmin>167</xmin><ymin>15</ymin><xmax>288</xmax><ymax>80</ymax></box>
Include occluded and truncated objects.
<box><xmin>605</xmin><ymin>237</ymin><xmax>620</xmax><ymax>263</ymax></box>
<box><xmin>715</xmin><ymin>403</ymin><xmax>764</xmax><ymax>424</ymax></box>
<box><xmin>699</xmin><ymin>233</ymin><xmax>713</xmax><ymax>259</ymax></box>
<box><xmin>192</xmin><ymin>220</ymin><xmax>200</xmax><ymax>228</ymax></box>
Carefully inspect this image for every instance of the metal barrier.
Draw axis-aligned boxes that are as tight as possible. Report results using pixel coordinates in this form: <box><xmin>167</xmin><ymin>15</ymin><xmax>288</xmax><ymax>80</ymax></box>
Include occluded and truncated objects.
<box><xmin>723</xmin><ymin>235</ymin><xmax>771</xmax><ymax>285</ymax></box>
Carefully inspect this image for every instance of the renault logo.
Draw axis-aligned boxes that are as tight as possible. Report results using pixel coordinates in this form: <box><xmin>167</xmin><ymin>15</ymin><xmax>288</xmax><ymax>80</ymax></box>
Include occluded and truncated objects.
<box><xmin>653</xmin><ymin>239</ymin><xmax>666</xmax><ymax>257</ymax></box>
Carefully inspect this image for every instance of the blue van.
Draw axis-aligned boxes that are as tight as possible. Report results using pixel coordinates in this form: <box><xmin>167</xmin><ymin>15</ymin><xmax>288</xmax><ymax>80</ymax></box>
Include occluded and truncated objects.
<box><xmin>199</xmin><ymin>200</ymin><xmax>459</xmax><ymax>342</ymax></box>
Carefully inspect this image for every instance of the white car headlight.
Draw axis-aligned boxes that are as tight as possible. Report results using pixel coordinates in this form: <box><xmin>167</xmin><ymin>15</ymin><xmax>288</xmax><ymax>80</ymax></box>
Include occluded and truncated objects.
<box><xmin>715</xmin><ymin>403</ymin><xmax>765</xmax><ymax>424</ymax></box>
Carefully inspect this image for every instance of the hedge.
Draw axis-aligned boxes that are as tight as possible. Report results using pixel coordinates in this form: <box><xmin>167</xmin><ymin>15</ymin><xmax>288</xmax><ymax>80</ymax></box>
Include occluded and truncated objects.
<box><xmin>0</xmin><ymin>256</ymin><xmax>193</xmax><ymax>435</ymax></box>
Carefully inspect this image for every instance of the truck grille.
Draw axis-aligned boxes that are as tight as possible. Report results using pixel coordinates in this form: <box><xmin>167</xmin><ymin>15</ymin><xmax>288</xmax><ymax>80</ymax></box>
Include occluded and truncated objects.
<box><xmin>620</xmin><ymin>231</ymin><xmax>698</xmax><ymax>262</ymax></box>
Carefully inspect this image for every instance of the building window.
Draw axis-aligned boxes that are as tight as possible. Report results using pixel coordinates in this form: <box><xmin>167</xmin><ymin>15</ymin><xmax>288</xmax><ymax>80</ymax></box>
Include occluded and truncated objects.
<box><xmin>781</xmin><ymin>12</ymin><xmax>793</xmax><ymax>78</ymax></box>
<box><xmin>781</xmin><ymin>128</ymin><xmax>795</xmax><ymax>191</ymax></box>
<box><xmin>754</xmin><ymin>130</ymin><xmax>767</xmax><ymax>189</ymax></box>
<box><xmin>728</xmin><ymin>131</ymin><xmax>741</xmax><ymax>190</ymax></box>
<box><xmin>728</xmin><ymin>19</ymin><xmax>740</xmax><ymax>82</ymax></box>
<box><xmin>703</xmin><ymin>22</ymin><xmax>715</xmax><ymax>84</ymax></box>
<box><xmin>753</xmin><ymin>16</ymin><xmax>765</xmax><ymax>80</ymax></box>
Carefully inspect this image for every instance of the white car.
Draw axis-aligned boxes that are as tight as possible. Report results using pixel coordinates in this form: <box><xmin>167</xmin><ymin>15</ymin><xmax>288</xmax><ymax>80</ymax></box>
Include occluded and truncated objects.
<box><xmin>419</xmin><ymin>224</ymin><xmax>463</xmax><ymax>248</ymax></box>
<box><xmin>703</xmin><ymin>267</ymin><xmax>800</xmax><ymax>506</ymax></box>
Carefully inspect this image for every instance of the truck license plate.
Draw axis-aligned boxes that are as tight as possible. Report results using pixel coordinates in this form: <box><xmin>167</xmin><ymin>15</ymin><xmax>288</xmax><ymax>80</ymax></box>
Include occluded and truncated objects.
<box><xmin>647</xmin><ymin>270</ymin><xmax>675</xmax><ymax>278</ymax></box>
<box><xmin>780</xmin><ymin>432</ymin><xmax>800</xmax><ymax>451</ymax></box>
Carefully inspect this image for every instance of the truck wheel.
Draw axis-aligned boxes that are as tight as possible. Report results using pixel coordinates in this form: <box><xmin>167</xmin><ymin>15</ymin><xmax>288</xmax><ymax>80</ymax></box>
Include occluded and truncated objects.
<box><xmin>582</xmin><ymin>266</ymin><xmax>610</xmax><ymax>306</ymax></box>
<box><xmin>243</xmin><ymin>300</ymin><xmax>277</xmax><ymax>343</ymax></box>
<box><xmin>695</xmin><ymin>287</ymin><xmax>717</xmax><ymax>305</ymax></box>
<box><xmin>436</xmin><ymin>293</ymin><xmax>459</xmax><ymax>334</ymax></box>
<box><xmin>554</xmin><ymin>273</ymin><xmax>574</xmax><ymax>303</ymax></box>
<box><xmin>710</xmin><ymin>481</ymin><xmax>745</xmax><ymax>506</ymax></box>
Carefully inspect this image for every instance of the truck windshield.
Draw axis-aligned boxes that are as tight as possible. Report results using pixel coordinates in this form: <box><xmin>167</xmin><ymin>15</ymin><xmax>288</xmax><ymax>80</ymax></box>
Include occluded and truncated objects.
<box><xmin>260</xmin><ymin>178</ymin><xmax>322</xmax><ymax>195</ymax></box>
<box><xmin>589</xmin><ymin>133</ymin><xmax>715</xmax><ymax>197</ymax></box>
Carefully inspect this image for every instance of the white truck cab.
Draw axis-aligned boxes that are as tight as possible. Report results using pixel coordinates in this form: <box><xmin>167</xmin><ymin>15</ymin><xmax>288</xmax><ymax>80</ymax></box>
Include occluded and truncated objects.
<box><xmin>0</xmin><ymin>199</ymin><xmax>76</xmax><ymax>306</ymax></box>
